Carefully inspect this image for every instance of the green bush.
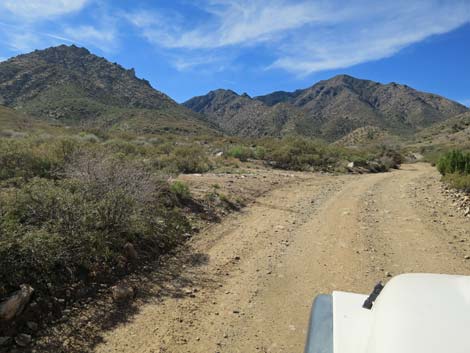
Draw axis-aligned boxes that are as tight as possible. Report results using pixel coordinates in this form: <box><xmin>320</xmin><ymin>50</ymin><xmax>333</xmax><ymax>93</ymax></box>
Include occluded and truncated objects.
<box><xmin>227</xmin><ymin>145</ymin><xmax>254</xmax><ymax>162</ymax></box>
<box><xmin>170</xmin><ymin>180</ymin><xmax>191</xmax><ymax>200</ymax></box>
<box><xmin>0</xmin><ymin>137</ymin><xmax>81</xmax><ymax>182</ymax></box>
<box><xmin>437</xmin><ymin>150</ymin><xmax>470</xmax><ymax>175</ymax></box>
<box><xmin>436</xmin><ymin>150</ymin><xmax>470</xmax><ymax>193</ymax></box>
<box><xmin>262</xmin><ymin>138</ymin><xmax>337</xmax><ymax>170</ymax></box>
<box><xmin>170</xmin><ymin>145</ymin><xmax>211</xmax><ymax>173</ymax></box>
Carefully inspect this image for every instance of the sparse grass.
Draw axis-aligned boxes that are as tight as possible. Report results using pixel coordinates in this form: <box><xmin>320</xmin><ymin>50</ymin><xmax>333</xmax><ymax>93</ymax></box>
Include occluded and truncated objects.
<box><xmin>442</xmin><ymin>173</ymin><xmax>470</xmax><ymax>192</ymax></box>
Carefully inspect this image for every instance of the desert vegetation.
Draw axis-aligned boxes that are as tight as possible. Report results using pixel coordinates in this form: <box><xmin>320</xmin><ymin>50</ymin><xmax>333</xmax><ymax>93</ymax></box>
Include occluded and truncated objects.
<box><xmin>0</xmin><ymin>131</ymin><xmax>403</xmax><ymax>300</ymax></box>
<box><xmin>0</xmin><ymin>113</ymin><xmax>406</xmax><ymax>341</ymax></box>
<box><xmin>437</xmin><ymin>149</ymin><xmax>470</xmax><ymax>192</ymax></box>
<box><xmin>0</xmin><ymin>136</ymin><xmax>196</xmax><ymax>298</ymax></box>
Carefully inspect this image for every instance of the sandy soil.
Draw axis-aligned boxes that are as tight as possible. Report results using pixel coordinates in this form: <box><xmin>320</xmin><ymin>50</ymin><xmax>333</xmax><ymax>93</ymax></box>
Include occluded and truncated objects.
<box><xmin>84</xmin><ymin>163</ymin><xmax>469</xmax><ymax>353</ymax></box>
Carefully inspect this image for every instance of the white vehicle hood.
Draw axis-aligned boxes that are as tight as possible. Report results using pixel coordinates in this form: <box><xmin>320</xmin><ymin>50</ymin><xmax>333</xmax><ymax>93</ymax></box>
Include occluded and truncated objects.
<box><xmin>333</xmin><ymin>273</ymin><xmax>470</xmax><ymax>353</ymax></box>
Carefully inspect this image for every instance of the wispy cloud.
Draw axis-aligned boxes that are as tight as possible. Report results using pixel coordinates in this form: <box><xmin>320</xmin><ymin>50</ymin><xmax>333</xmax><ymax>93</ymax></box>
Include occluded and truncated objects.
<box><xmin>0</xmin><ymin>1</ymin><xmax>118</xmax><ymax>54</ymax></box>
<box><xmin>1</xmin><ymin>0</ymin><xmax>90</xmax><ymax>20</ymax></box>
<box><xmin>459</xmin><ymin>99</ymin><xmax>470</xmax><ymax>107</ymax></box>
<box><xmin>127</xmin><ymin>0</ymin><xmax>470</xmax><ymax>75</ymax></box>
<box><xmin>63</xmin><ymin>24</ymin><xmax>118</xmax><ymax>53</ymax></box>
<box><xmin>126</xmin><ymin>1</ymin><xmax>347</xmax><ymax>49</ymax></box>
<box><xmin>0</xmin><ymin>21</ymin><xmax>78</xmax><ymax>52</ymax></box>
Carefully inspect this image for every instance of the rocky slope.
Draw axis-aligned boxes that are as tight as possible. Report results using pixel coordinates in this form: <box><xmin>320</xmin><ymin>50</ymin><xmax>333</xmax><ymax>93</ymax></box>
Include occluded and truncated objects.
<box><xmin>185</xmin><ymin>75</ymin><xmax>468</xmax><ymax>141</ymax></box>
<box><xmin>414</xmin><ymin>111</ymin><xmax>470</xmax><ymax>148</ymax></box>
<box><xmin>0</xmin><ymin>45</ymin><xmax>214</xmax><ymax>135</ymax></box>
<box><xmin>183</xmin><ymin>89</ymin><xmax>305</xmax><ymax>137</ymax></box>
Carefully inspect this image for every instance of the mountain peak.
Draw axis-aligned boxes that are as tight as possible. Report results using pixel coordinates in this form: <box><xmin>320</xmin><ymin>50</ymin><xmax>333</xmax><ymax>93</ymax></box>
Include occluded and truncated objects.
<box><xmin>185</xmin><ymin>74</ymin><xmax>468</xmax><ymax>141</ymax></box>
<box><xmin>0</xmin><ymin>45</ymin><xmax>179</xmax><ymax>119</ymax></box>
<box><xmin>25</xmin><ymin>44</ymin><xmax>93</xmax><ymax>64</ymax></box>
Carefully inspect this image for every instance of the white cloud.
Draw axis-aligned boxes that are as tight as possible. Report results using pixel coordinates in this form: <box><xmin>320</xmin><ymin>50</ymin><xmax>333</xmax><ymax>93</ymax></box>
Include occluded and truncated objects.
<box><xmin>1</xmin><ymin>0</ymin><xmax>89</xmax><ymax>20</ymax></box>
<box><xmin>271</xmin><ymin>1</ymin><xmax>470</xmax><ymax>75</ymax></box>
<box><xmin>128</xmin><ymin>1</ymin><xmax>348</xmax><ymax>49</ymax></box>
<box><xmin>128</xmin><ymin>0</ymin><xmax>470</xmax><ymax>75</ymax></box>
<box><xmin>460</xmin><ymin>99</ymin><xmax>470</xmax><ymax>107</ymax></box>
<box><xmin>0</xmin><ymin>1</ymin><xmax>118</xmax><ymax>54</ymax></box>
<box><xmin>63</xmin><ymin>24</ymin><xmax>118</xmax><ymax>52</ymax></box>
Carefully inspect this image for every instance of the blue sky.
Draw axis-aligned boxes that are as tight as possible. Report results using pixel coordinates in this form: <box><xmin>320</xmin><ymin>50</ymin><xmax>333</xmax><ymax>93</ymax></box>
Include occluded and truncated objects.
<box><xmin>0</xmin><ymin>1</ymin><xmax>469</xmax><ymax>105</ymax></box>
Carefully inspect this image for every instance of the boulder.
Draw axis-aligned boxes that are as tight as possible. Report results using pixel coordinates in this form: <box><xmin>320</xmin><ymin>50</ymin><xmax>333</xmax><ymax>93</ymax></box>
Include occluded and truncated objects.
<box><xmin>111</xmin><ymin>284</ymin><xmax>134</xmax><ymax>301</ymax></box>
<box><xmin>0</xmin><ymin>285</ymin><xmax>34</xmax><ymax>321</ymax></box>
<box><xmin>15</xmin><ymin>334</ymin><xmax>31</xmax><ymax>347</ymax></box>
<box><xmin>123</xmin><ymin>242</ymin><xmax>138</xmax><ymax>262</ymax></box>
<box><xmin>26</xmin><ymin>321</ymin><xmax>39</xmax><ymax>332</ymax></box>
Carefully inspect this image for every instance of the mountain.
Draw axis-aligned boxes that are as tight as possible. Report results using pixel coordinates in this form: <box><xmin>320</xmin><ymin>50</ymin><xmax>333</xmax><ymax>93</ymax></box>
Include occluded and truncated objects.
<box><xmin>185</xmin><ymin>75</ymin><xmax>468</xmax><ymax>141</ymax></box>
<box><xmin>0</xmin><ymin>45</ymin><xmax>215</xmax><ymax>135</ymax></box>
<box><xmin>183</xmin><ymin>89</ymin><xmax>305</xmax><ymax>137</ymax></box>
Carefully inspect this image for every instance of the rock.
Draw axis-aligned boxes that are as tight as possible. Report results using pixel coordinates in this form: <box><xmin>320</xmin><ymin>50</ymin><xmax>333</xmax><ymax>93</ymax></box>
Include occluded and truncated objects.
<box><xmin>385</xmin><ymin>271</ymin><xmax>393</xmax><ymax>278</ymax></box>
<box><xmin>0</xmin><ymin>285</ymin><xmax>34</xmax><ymax>321</ymax></box>
<box><xmin>15</xmin><ymin>334</ymin><xmax>31</xmax><ymax>347</ymax></box>
<box><xmin>347</xmin><ymin>162</ymin><xmax>355</xmax><ymax>169</ymax></box>
<box><xmin>464</xmin><ymin>255</ymin><xmax>470</xmax><ymax>260</ymax></box>
<box><xmin>111</xmin><ymin>284</ymin><xmax>134</xmax><ymax>301</ymax></box>
<box><xmin>0</xmin><ymin>337</ymin><xmax>12</xmax><ymax>347</ymax></box>
<box><xmin>26</xmin><ymin>321</ymin><xmax>39</xmax><ymax>331</ymax></box>
<box><xmin>123</xmin><ymin>242</ymin><xmax>138</xmax><ymax>262</ymax></box>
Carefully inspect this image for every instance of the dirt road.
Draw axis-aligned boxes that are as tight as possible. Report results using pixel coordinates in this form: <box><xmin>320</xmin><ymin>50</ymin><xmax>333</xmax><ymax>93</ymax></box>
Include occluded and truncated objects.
<box><xmin>94</xmin><ymin>163</ymin><xmax>470</xmax><ymax>353</ymax></box>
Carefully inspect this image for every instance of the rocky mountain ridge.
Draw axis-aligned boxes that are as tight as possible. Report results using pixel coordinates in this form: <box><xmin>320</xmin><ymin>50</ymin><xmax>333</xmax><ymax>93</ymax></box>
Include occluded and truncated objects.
<box><xmin>0</xmin><ymin>45</ymin><xmax>213</xmax><ymax>135</ymax></box>
<box><xmin>185</xmin><ymin>75</ymin><xmax>468</xmax><ymax>141</ymax></box>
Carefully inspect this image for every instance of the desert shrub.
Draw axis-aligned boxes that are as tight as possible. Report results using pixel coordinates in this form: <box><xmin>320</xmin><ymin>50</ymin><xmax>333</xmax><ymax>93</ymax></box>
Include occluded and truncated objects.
<box><xmin>254</xmin><ymin>146</ymin><xmax>267</xmax><ymax>160</ymax></box>
<box><xmin>0</xmin><ymin>155</ymin><xmax>190</xmax><ymax>294</ymax></box>
<box><xmin>0</xmin><ymin>137</ymin><xmax>81</xmax><ymax>182</ymax></box>
<box><xmin>378</xmin><ymin>156</ymin><xmax>397</xmax><ymax>171</ymax></box>
<box><xmin>0</xmin><ymin>130</ymin><xmax>28</xmax><ymax>138</ymax></box>
<box><xmin>378</xmin><ymin>146</ymin><xmax>403</xmax><ymax>168</ymax></box>
<box><xmin>437</xmin><ymin>150</ymin><xmax>470</xmax><ymax>175</ymax></box>
<box><xmin>442</xmin><ymin>173</ymin><xmax>470</xmax><ymax>192</ymax></box>
<box><xmin>262</xmin><ymin>138</ymin><xmax>337</xmax><ymax>170</ymax></box>
<box><xmin>169</xmin><ymin>145</ymin><xmax>211</xmax><ymax>173</ymax></box>
<box><xmin>78</xmin><ymin>132</ymin><xmax>100</xmax><ymax>143</ymax></box>
<box><xmin>226</xmin><ymin>145</ymin><xmax>254</xmax><ymax>162</ymax></box>
<box><xmin>170</xmin><ymin>180</ymin><xmax>191</xmax><ymax>200</ymax></box>
<box><xmin>103</xmin><ymin>139</ymin><xmax>139</xmax><ymax>155</ymax></box>
<box><xmin>0</xmin><ymin>139</ymin><xmax>54</xmax><ymax>181</ymax></box>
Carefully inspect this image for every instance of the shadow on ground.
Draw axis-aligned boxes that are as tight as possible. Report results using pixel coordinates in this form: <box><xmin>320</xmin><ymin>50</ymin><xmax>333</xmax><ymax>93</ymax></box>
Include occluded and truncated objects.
<box><xmin>28</xmin><ymin>247</ymin><xmax>213</xmax><ymax>353</ymax></box>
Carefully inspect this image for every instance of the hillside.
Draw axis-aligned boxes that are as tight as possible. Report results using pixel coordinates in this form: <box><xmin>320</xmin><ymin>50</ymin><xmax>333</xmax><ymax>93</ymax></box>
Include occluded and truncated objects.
<box><xmin>414</xmin><ymin>111</ymin><xmax>470</xmax><ymax>149</ymax></box>
<box><xmin>334</xmin><ymin>126</ymin><xmax>402</xmax><ymax>147</ymax></box>
<box><xmin>0</xmin><ymin>104</ymin><xmax>68</xmax><ymax>135</ymax></box>
<box><xmin>183</xmin><ymin>89</ymin><xmax>305</xmax><ymax>137</ymax></box>
<box><xmin>185</xmin><ymin>75</ymin><xmax>468</xmax><ymax>141</ymax></box>
<box><xmin>0</xmin><ymin>45</ymin><xmax>215</xmax><ymax>135</ymax></box>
